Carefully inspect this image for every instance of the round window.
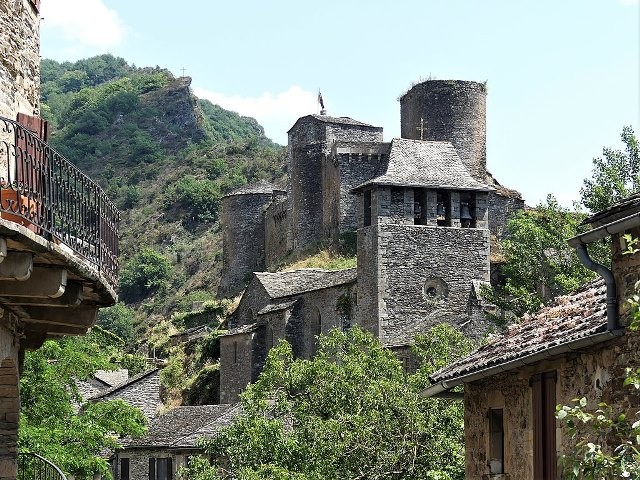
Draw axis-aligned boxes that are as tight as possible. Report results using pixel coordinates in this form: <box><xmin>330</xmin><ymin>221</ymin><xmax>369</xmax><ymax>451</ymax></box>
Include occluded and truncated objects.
<box><xmin>423</xmin><ymin>277</ymin><xmax>449</xmax><ymax>303</ymax></box>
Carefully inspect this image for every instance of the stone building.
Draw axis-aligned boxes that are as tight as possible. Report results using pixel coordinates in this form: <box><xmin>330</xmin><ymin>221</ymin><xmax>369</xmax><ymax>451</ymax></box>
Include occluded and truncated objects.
<box><xmin>0</xmin><ymin>1</ymin><xmax>120</xmax><ymax>478</ymax></box>
<box><xmin>353</xmin><ymin>138</ymin><xmax>493</xmax><ymax>346</ymax></box>
<box><xmin>219</xmin><ymin>268</ymin><xmax>356</xmax><ymax>402</ymax></box>
<box><xmin>91</xmin><ymin>369</ymin><xmax>162</xmax><ymax>421</ymax></box>
<box><xmin>215</xmin><ymin>79</ymin><xmax>524</xmax><ymax>404</ymax></box>
<box><xmin>424</xmin><ymin>194</ymin><xmax>640</xmax><ymax>480</ymax></box>
<box><xmin>112</xmin><ymin>404</ymin><xmax>238</xmax><ymax>480</ymax></box>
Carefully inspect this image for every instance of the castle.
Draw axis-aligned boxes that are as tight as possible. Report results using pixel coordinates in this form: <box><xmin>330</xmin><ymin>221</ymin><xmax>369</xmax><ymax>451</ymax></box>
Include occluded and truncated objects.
<box><xmin>216</xmin><ymin>80</ymin><xmax>524</xmax><ymax>402</ymax></box>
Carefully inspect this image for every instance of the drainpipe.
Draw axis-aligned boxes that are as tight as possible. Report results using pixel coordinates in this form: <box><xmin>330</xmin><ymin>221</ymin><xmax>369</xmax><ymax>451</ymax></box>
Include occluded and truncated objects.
<box><xmin>574</xmin><ymin>243</ymin><xmax>620</xmax><ymax>333</ymax></box>
<box><xmin>568</xmin><ymin>210</ymin><xmax>640</xmax><ymax>334</ymax></box>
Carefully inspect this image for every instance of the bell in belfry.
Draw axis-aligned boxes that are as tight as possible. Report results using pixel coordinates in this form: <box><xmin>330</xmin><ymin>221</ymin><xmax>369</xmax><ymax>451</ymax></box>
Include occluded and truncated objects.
<box><xmin>460</xmin><ymin>202</ymin><xmax>473</xmax><ymax>228</ymax></box>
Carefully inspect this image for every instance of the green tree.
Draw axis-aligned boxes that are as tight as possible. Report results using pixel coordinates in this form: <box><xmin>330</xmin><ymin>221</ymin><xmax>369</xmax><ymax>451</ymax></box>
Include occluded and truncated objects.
<box><xmin>182</xmin><ymin>326</ymin><xmax>473</xmax><ymax>480</ymax></box>
<box><xmin>19</xmin><ymin>330</ymin><xmax>147</xmax><ymax>479</ymax></box>
<box><xmin>488</xmin><ymin>195</ymin><xmax>604</xmax><ymax>317</ymax></box>
<box><xmin>96</xmin><ymin>302</ymin><xmax>138</xmax><ymax>344</ymax></box>
<box><xmin>119</xmin><ymin>247</ymin><xmax>174</xmax><ymax>303</ymax></box>
<box><xmin>580</xmin><ymin>126</ymin><xmax>639</xmax><ymax>213</ymax></box>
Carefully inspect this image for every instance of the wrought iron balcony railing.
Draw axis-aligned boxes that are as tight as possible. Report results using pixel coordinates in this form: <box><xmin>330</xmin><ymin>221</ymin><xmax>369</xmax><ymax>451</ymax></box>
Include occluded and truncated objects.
<box><xmin>17</xmin><ymin>452</ymin><xmax>68</xmax><ymax>480</ymax></box>
<box><xmin>0</xmin><ymin>116</ymin><xmax>119</xmax><ymax>289</ymax></box>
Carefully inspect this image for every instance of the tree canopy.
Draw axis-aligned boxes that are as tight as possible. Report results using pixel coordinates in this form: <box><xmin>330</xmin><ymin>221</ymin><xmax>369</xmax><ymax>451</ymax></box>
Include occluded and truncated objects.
<box><xmin>580</xmin><ymin>126</ymin><xmax>639</xmax><ymax>213</ymax></box>
<box><xmin>182</xmin><ymin>326</ymin><xmax>473</xmax><ymax>480</ymax></box>
<box><xmin>19</xmin><ymin>329</ymin><xmax>147</xmax><ymax>480</ymax></box>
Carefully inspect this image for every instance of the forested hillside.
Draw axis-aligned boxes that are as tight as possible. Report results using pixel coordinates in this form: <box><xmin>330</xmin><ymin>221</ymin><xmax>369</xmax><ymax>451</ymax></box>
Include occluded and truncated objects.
<box><xmin>40</xmin><ymin>53</ymin><xmax>286</xmax><ymax>342</ymax></box>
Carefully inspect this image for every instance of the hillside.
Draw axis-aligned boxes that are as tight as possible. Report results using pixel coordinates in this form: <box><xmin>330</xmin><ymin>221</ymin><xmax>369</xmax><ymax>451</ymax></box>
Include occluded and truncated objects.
<box><xmin>40</xmin><ymin>55</ymin><xmax>287</xmax><ymax>342</ymax></box>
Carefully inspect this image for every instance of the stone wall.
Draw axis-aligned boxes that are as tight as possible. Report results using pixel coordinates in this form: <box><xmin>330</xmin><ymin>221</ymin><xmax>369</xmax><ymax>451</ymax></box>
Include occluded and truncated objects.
<box><xmin>400</xmin><ymin>80</ymin><xmax>487</xmax><ymax>181</ymax></box>
<box><xmin>463</xmin><ymin>331</ymin><xmax>640</xmax><ymax>480</ymax></box>
<box><xmin>219</xmin><ymin>330</ymin><xmax>261</xmax><ymax>404</ymax></box>
<box><xmin>613</xmin><ymin>225</ymin><xmax>640</xmax><ymax>323</ymax></box>
<box><xmin>227</xmin><ymin>279</ymin><xmax>269</xmax><ymax>329</ymax></box>
<box><xmin>287</xmin><ymin>117</ymin><xmax>384</xmax><ymax>253</ymax></box>
<box><xmin>100</xmin><ymin>370</ymin><xmax>161</xmax><ymax>420</ymax></box>
<box><xmin>488</xmin><ymin>189</ymin><xmax>525</xmax><ymax>240</ymax></box>
<box><xmin>322</xmin><ymin>144</ymin><xmax>389</xmax><ymax>242</ymax></box>
<box><xmin>357</xmin><ymin>222</ymin><xmax>490</xmax><ymax>346</ymax></box>
<box><xmin>264</xmin><ymin>193</ymin><xmax>289</xmax><ymax>270</ymax></box>
<box><xmin>115</xmin><ymin>448</ymin><xmax>194</xmax><ymax>480</ymax></box>
<box><xmin>0</xmin><ymin>0</ymin><xmax>40</xmax><ymax>120</ymax></box>
<box><xmin>0</xmin><ymin>319</ymin><xmax>20</xmax><ymax>480</ymax></box>
<box><xmin>218</xmin><ymin>191</ymin><xmax>275</xmax><ymax>299</ymax></box>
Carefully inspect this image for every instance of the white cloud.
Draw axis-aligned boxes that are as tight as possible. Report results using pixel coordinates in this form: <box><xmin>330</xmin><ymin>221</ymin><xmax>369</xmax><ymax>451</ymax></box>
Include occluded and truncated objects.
<box><xmin>41</xmin><ymin>0</ymin><xmax>126</xmax><ymax>49</ymax></box>
<box><xmin>193</xmin><ymin>85</ymin><xmax>319</xmax><ymax>144</ymax></box>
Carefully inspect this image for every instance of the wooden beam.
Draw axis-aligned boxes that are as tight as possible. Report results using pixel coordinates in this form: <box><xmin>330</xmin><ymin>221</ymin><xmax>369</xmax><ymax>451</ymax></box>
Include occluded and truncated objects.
<box><xmin>0</xmin><ymin>253</ymin><xmax>33</xmax><ymax>281</ymax></box>
<box><xmin>0</xmin><ymin>282</ymin><xmax>83</xmax><ymax>307</ymax></box>
<box><xmin>22</xmin><ymin>305</ymin><xmax>97</xmax><ymax>328</ymax></box>
<box><xmin>0</xmin><ymin>267</ymin><xmax>66</xmax><ymax>297</ymax></box>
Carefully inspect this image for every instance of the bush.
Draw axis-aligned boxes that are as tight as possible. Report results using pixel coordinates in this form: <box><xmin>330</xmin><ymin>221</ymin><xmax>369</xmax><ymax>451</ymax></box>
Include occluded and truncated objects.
<box><xmin>119</xmin><ymin>248</ymin><xmax>173</xmax><ymax>303</ymax></box>
<box><xmin>96</xmin><ymin>302</ymin><xmax>137</xmax><ymax>344</ymax></box>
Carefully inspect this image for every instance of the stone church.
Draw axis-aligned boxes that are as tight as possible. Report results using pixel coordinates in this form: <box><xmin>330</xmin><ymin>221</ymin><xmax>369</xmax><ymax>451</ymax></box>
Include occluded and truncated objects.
<box><xmin>217</xmin><ymin>79</ymin><xmax>524</xmax><ymax>402</ymax></box>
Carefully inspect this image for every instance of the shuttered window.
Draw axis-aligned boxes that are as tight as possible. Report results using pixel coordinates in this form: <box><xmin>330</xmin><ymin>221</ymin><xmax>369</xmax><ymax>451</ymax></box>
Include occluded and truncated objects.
<box><xmin>120</xmin><ymin>458</ymin><xmax>130</xmax><ymax>480</ymax></box>
<box><xmin>531</xmin><ymin>371</ymin><xmax>557</xmax><ymax>479</ymax></box>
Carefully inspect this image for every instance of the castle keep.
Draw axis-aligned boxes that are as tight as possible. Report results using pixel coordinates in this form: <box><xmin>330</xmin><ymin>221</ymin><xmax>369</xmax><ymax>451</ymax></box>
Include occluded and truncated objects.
<box><xmin>218</xmin><ymin>79</ymin><xmax>524</xmax><ymax>401</ymax></box>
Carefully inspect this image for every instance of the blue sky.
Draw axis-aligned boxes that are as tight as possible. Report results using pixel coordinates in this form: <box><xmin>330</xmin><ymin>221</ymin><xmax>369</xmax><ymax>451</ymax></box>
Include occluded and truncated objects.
<box><xmin>40</xmin><ymin>0</ymin><xmax>639</xmax><ymax>207</ymax></box>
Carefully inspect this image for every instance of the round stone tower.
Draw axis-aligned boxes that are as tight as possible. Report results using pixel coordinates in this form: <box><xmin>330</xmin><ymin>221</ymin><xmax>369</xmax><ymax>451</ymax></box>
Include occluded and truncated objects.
<box><xmin>400</xmin><ymin>80</ymin><xmax>487</xmax><ymax>181</ymax></box>
<box><xmin>218</xmin><ymin>183</ymin><xmax>279</xmax><ymax>299</ymax></box>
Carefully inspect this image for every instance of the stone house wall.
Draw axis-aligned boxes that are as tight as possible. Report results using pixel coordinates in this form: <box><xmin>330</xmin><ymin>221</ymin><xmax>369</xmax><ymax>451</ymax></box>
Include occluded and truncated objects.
<box><xmin>400</xmin><ymin>80</ymin><xmax>487</xmax><ymax>181</ymax></box>
<box><xmin>463</xmin><ymin>331</ymin><xmax>640</xmax><ymax>480</ymax></box>
<box><xmin>114</xmin><ymin>448</ymin><xmax>195</xmax><ymax>480</ymax></box>
<box><xmin>0</xmin><ymin>0</ymin><xmax>40</xmax><ymax>120</ymax></box>
<box><xmin>219</xmin><ymin>330</ymin><xmax>261</xmax><ymax>404</ymax></box>
<box><xmin>227</xmin><ymin>280</ymin><xmax>270</xmax><ymax>329</ymax></box>
<box><xmin>218</xmin><ymin>192</ymin><xmax>274</xmax><ymax>299</ymax></box>
<box><xmin>99</xmin><ymin>370</ymin><xmax>162</xmax><ymax>421</ymax></box>
<box><xmin>613</xmin><ymin>225</ymin><xmax>640</xmax><ymax>323</ymax></box>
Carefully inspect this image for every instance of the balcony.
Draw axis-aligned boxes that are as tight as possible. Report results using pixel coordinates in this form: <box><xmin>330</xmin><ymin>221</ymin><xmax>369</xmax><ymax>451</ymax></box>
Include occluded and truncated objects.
<box><xmin>0</xmin><ymin>115</ymin><xmax>119</xmax><ymax>347</ymax></box>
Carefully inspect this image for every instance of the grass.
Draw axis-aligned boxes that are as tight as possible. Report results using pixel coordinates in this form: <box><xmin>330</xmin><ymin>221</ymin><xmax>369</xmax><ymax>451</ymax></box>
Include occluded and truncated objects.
<box><xmin>278</xmin><ymin>249</ymin><xmax>356</xmax><ymax>272</ymax></box>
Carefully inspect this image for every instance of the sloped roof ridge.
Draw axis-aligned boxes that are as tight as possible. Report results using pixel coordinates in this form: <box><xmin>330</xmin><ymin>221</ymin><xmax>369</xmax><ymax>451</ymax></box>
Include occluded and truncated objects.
<box><xmin>255</xmin><ymin>268</ymin><xmax>357</xmax><ymax>299</ymax></box>
<box><xmin>430</xmin><ymin>278</ymin><xmax>608</xmax><ymax>384</ymax></box>
<box><xmin>90</xmin><ymin>368</ymin><xmax>159</xmax><ymax>400</ymax></box>
<box><xmin>353</xmin><ymin>138</ymin><xmax>491</xmax><ymax>192</ymax></box>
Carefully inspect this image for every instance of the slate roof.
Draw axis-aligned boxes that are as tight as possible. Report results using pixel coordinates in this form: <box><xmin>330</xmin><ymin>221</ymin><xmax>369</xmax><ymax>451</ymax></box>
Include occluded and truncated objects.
<box><xmin>94</xmin><ymin>369</ymin><xmax>129</xmax><ymax>387</ymax></box>
<box><xmin>90</xmin><ymin>368</ymin><xmax>159</xmax><ymax>400</ymax></box>
<box><xmin>122</xmin><ymin>404</ymin><xmax>239</xmax><ymax>449</ymax></box>
<box><xmin>219</xmin><ymin>322</ymin><xmax>262</xmax><ymax>337</ymax></box>
<box><xmin>583</xmin><ymin>192</ymin><xmax>640</xmax><ymax>227</ymax></box>
<box><xmin>258</xmin><ymin>299</ymin><xmax>299</xmax><ymax>315</ymax></box>
<box><xmin>254</xmin><ymin>268</ymin><xmax>357</xmax><ymax>300</ymax></box>
<box><xmin>430</xmin><ymin>279</ymin><xmax>610</xmax><ymax>385</ymax></box>
<box><xmin>352</xmin><ymin>138</ymin><xmax>491</xmax><ymax>192</ymax></box>
<box><xmin>288</xmin><ymin>114</ymin><xmax>379</xmax><ymax>132</ymax></box>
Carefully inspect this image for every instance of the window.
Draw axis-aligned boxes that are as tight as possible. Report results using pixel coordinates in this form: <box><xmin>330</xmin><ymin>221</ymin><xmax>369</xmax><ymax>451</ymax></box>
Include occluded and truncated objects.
<box><xmin>488</xmin><ymin>409</ymin><xmax>504</xmax><ymax>474</ymax></box>
<box><xmin>233</xmin><ymin>341</ymin><xmax>238</xmax><ymax>364</ymax></box>
<box><xmin>149</xmin><ymin>457</ymin><xmax>173</xmax><ymax>480</ymax></box>
<box><xmin>531</xmin><ymin>371</ymin><xmax>557</xmax><ymax>479</ymax></box>
<box><xmin>364</xmin><ymin>190</ymin><xmax>372</xmax><ymax>227</ymax></box>
<box><xmin>120</xmin><ymin>458</ymin><xmax>130</xmax><ymax>480</ymax></box>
